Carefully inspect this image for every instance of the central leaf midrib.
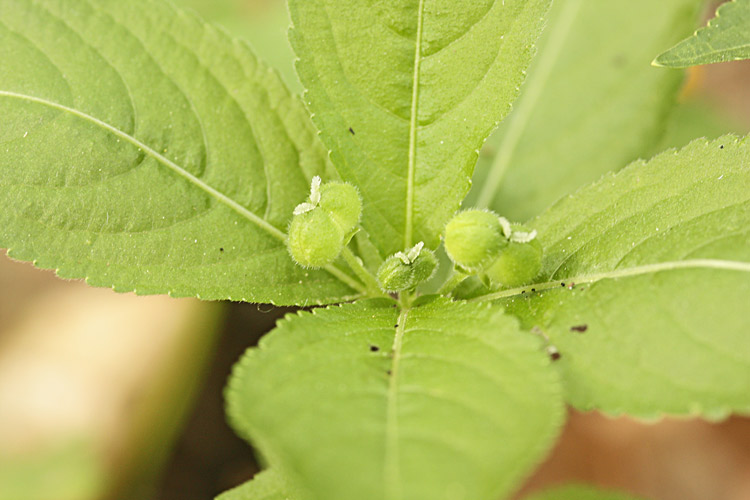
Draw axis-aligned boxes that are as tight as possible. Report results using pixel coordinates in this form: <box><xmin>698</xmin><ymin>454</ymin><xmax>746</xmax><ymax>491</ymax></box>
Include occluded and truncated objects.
<box><xmin>384</xmin><ymin>307</ymin><xmax>409</xmax><ymax>498</ymax></box>
<box><xmin>404</xmin><ymin>0</ymin><xmax>426</xmax><ymax>250</ymax></box>
<box><xmin>0</xmin><ymin>90</ymin><xmax>367</xmax><ymax>293</ymax></box>
<box><xmin>470</xmin><ymin>258</ymin><xmax>750</xmax><ymax>302</ymax></box>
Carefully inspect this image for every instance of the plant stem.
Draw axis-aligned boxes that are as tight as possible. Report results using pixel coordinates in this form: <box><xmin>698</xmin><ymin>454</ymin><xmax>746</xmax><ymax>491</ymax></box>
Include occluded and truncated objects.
<box><xmin>437</xmin><ymin>270</ymin><xmax>468</xmax><ymax>296</ymax></box>
<box><xmin>340</xmin><ymin>246</ymin><xmax>384</xmax><ymax>296</ymax></box>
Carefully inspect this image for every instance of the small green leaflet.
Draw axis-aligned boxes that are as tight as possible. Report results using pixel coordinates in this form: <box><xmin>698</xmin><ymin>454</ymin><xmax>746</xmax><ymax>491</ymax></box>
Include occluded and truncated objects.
<box><xmin>227</xmin><ymin>298</ymin><xmax>564</xmax><ymax>500</ymax></box>
<box><xmin>0</xmin><ymin>0</ymin><xmax>360</xmax><ymax>305</ymax></box>
<box><xmin>288</xmin><ymin>0</ymin><xmax>551</xmax><ymax>256</ymax></box>
<box><xmin>524</xmin><ymin>484</ymin><xmax>649</xmax><ymax>500</ymax></box>
<box><xmin>654</xmin><ymin>0</ymin><xmax>750</xmax><ymax>68</ymax></box>
<box><xmin>215</xmin><ymin>469</ymin><xmax>292</xmax><ymax>500</ymax></box>
<box><xmin>478</xmin><ymin>135</ymin><xmax>750</xmax><ymax>418</ymax></box>
<box><xmin>468</xmin><ymin>0</ymin><xmax>703</xmax><ymax>221</ymax></box>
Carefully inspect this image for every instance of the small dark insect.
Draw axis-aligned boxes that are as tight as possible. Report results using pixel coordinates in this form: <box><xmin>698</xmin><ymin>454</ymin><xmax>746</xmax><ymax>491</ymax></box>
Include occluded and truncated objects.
<box><xmin>531</xmin><ymin>288</ymin><xmax>536</xmax><ymax>292</ymax></box>
<box><xmin>521</xmin><ymin>290</ymin><xmax>526</xmax><ymax>294</ymax></box>
<box><xmin>370</xmin><ymin>345</ymin><xmax>380</xmax><ymax>352</ymax></box>
<box><xmin>394</xmin><ymin>324</ymin><xmax>399</xmax><ymax>328</ymax></box>
<box><xmin>720</xmin><ymin>145</ymin><xmax>725</xmax><ymax>149</ymax></box>
<box><xmin>547</xmin><ymin>345</ymin><xmax>561</xmax><ymax>361</ymax></box>
<box><xmin>386</xmin><ymin>369</ymin><xmax>392</xmax><ymax>376</ymax></box>
<box><xmin>219</xmin><ymin>247</ymin><xmax>224</xmax><ymax>252</ymax></box>
<box><xmin>349</xmin><ymin>127</ymin><xmax>355</xmax><ymax>135</ymax></box>
<box><xmin>570</xmin><ymin>324</ymin><xmax>588</xmax><ymax>333</ymax></box>
<box><xmin>561</xmin><ymin>282</ymin><xmax>566</xmax><ymax>287</ymax></box>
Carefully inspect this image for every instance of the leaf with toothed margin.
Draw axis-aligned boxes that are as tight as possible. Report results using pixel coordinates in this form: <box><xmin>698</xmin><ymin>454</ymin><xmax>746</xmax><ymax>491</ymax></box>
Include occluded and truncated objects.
<box><xmin>524</xmin><ymin>484</ymin><xmax>649</xmax><ymax>500</ymax></box>
<box><xmin>288</xmin><ymin>0</ymin><xmax>552</xmax><ymax>257</ymax></box>
<box><xmin>226</xmin><ymin>298</ymin><xmax>564</xmax><ymax>500</ymax></box>
<box><xmin>0</xmin><ymin>0</ymin><xmax>362</xmax><ymax>306</ymax></box>
<box><xmin>654</xmin><ymin>0</ymin><xmax>750</xmax><ymax>68</ymax></box>
<box><xmin>473</xmin><ymin>135</ymin><xmax>750</xmax><ymax>419</ymax></box>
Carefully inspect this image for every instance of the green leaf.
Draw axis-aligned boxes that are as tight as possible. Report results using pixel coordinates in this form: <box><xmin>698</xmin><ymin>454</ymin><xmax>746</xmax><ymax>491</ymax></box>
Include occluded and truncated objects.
<box><xmin>469</xmin><ymin>0</ymin><xmax>702</xmax><ymax>221</ymax></box>
<box><xmin>524</xmin><ymin>484</ymin><xmax>648</xmax><ymax>500</ymax></box>
<box><xmin>477</xmin><ymin>135</ymin><xmax>750</xmax><ymax>418</ymax></box>
<box><xmin>227</xmin><ymin>298</ymin><xmax>564</xmax><ymax>500</ymax></box>
<box><xmin>654</xmin><ymin>0</ymin><xmax>750</xmax><ymax>68</ymax></box>
<box><xmin>0</xmin><ymin>0</ymin><xmax>362</xmax><ymax>305</ymax></box>
<box><xmin>216</xmin><ymin>470</ymin><xmax>292</xmax><ymax>500</ymax></box>
<box><xmin>288</xmin><ymin>0</ymin><xmax>551</xmax><ymax>256</ymax></box>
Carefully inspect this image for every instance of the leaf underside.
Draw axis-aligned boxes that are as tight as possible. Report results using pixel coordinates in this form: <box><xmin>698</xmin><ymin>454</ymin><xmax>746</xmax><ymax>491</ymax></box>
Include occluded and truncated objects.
<box><xmin>654</xmin><ymin>0</ymin><xmax>750</xmax><ymax>68</ymax></box>
<box><xmin>227</xmin><ymin>298</ymin><xmax>564</xmax><ymax>500</ymax></box>
<box><xmin>0</xmin><ymin>0</ymin><xmax>355</xmax><ymax>305</ymax></box>
<box><xmin>288</xmin><ymin>0</ymin><xmax>552</xmax><ymax>256</ymax></box>
<box><xmin>494</xmin><ymin>136</ymin><xmax>750</xmax><ymax>418</ymax></box>
<box><xmin>468</xmin><ymin>0</ymin><xmax>703</xmax><ymax>221</ymax></box>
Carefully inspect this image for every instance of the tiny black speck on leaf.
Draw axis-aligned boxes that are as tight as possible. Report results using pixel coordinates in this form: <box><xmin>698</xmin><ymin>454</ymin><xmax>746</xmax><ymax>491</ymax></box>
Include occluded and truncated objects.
<box><xmin>386</xmin><ymin>369</ymin><xmax>392</xmax><ymax>376</ymax></box>
<box><xmin>219</xmin><ymin>247</ymin><xmax>224</xmax><ymax>252</ymax></box>
<box><xmin>550</xmin><ymin>351</ymin><xmax>561</xmax><ymax>361</ymax></box>
<box><xmin>720</xmin><ymin>145</ymin><xmax>725</xmax><ymax>149</ymax></box>
<box><xmin>349</xmin><ymin>127</ymin><xmax>355</xmax><ymax>135</ymax></box>
<box><xmin>531</xmin><ymin>288</ymin><xmax>536</xmax><ymax>292</ymax></box>
<box><xmin>570</xmin><ymin>324</ymin><xmax>588</xmax><ymax>333</ymax></box>
<box><xmin>561</xmin><ymin>282</ymin><xmax>565</xmax><ymax>287</ymax></box>
<box><xmin>370</xmin><ymin>345</ymin><xmax>380</xmax><ymax>352</ymax></box>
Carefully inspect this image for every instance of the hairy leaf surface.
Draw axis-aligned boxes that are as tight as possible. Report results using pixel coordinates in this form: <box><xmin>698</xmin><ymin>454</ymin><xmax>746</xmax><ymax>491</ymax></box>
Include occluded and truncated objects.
<box><xmin>469</xmin><ymin>0</ymin><xmax>702</xmax><ymax>221</ymax></box>
<box><xmin>227</xmin><ymin>298</ymin><xmax>563</xmax><ymax>500</ymax></box>
<box><xmin>288</xmin><ymin>0</ymin><xmax>551</xmax><ymax>255</ymax></box>
<box><xmin>0</xmin><ymin>0</ymin><xmax>358</xmax><ymax>304</ymax></box>
<box><xmin>479</xmin><ymin>136</ymin><xmax>750</xmax><ymax>417</ymax></box>
<box><xmin>655</xmin><ymin>0</ymin><xmax>750</xmax><ymax>68</ymax></box>
<box><xmin>524</xmin><ymin>484</ymin><xmax>648</xmax><ymax>500</ymax></box>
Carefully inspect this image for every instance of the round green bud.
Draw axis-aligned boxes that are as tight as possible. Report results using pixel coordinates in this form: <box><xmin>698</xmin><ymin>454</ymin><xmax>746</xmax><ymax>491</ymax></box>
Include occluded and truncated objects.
<box><xmin>444</xmin><ymin>209</ymin><xmax>507</xmax><ymax>273</ymax></box>
<box><xmin>377</xmin><ymin>243</ymin><xmax>438</xmax><ymax>293</ymax></box>
<box><xmin>484</xmin><ymin>225</ymin><xmax>542</xmax><ymax>288</ymax></box>
<box><xmin>319</xmin><ymin>182</ymin><xmax>362</xmax><ymax>235</ymax></box>
<box><xmin>287</xmin><ymin>208</ymin><xmax>344</xmax><ymax>268</ymax></box>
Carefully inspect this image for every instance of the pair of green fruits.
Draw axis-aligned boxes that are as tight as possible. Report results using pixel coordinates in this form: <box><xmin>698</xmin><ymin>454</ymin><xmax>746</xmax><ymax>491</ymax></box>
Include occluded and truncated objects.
<box><xmin>287</xmin><ymin>178</ymin><xmax>543</xmax><ymax>293</ymax></box>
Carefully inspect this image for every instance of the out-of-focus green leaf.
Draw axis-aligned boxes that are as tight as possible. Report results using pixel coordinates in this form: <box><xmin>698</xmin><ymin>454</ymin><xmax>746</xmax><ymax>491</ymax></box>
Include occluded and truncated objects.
<box><xmin>469</xmin><ymin>0</ymin><xmax>702</xmax><ymax>222</ymax></box>
<box><xmin>524</xmin><ymin>484</ymin><xmax>649</xmax><ymax>500</ymax></box>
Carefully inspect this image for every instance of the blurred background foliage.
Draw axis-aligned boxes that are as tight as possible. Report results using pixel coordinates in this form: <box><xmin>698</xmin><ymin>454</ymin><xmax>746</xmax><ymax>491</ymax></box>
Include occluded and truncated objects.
<box><xmin>0</xmin><ymin>1</ymin><xmax>749</xmax><ymax>500</ymax></box>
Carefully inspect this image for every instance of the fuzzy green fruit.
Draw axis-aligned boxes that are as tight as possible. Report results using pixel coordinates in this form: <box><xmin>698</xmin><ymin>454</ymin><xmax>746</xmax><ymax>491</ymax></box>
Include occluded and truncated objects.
<box><xmin>319</xmin><ymin>182</ymin><xmax>362</xmax><ymax>234</ymax></box>
<box><xmin>444</xmin><ymin>210</ymin><xmax>507</xmax><ymax>273</ymax></box>
<box><xmin>377</xmin><ymin>243</ymin><xmax>438</xmax><ymax>293</ymax></box>
<box><xmin>287</xmin><ymin>209</ymin><xmax>344</xmax><ymax>268</ymax></box>
<box><xmin>485</xmin><ymin>226</ymin><xmax>542</xmax><ymax>288</ymax></box>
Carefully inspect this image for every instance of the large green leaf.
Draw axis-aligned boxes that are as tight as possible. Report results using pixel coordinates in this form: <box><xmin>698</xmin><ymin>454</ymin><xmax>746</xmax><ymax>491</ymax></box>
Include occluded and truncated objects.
<box><xmin>655</xmin><ymin>0</ymin><xmax>750</xmax><ymax>68</ymax></box>
<box><xmin>524</xmin><ymin>484</ymin><xmax>648</xmax><ymax>500</ymax></box>
<box><xmin>468</xmin><ymin>0</ymin><xmax>702</xmax><ymax>221</ymax></box>
<box><xmin>216</xmin><ymin>470</ymin><xmax>292</xmax><ymax>500</ymax></box>
<box><xmin>0</xmin><ymin>0</ymin><xmax>362</xmax><ymax>305</ymax></box>
<box><xmin>475</xmin><ymin>135</ymin><xmax>750</xmax><ymax>418</ymax></box>
<box><xmin>227</xmin><ymin>298</ymin><xmax>563</xmax><ymax>500</ymax></box>
<box><xmin>288</xmin><ymin>0</ymin><xmax>551</xmax><ymax>256</ymax></box>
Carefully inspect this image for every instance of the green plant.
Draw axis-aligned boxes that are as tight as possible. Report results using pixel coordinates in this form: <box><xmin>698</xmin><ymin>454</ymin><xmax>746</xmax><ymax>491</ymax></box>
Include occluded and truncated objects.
<box><xmin>1</xmin><ymin>0</ymin><xmax>749</xmax><ymax>499</ymax></box>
